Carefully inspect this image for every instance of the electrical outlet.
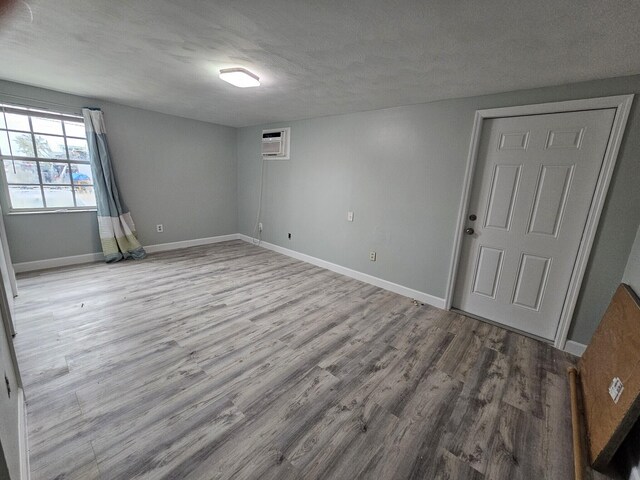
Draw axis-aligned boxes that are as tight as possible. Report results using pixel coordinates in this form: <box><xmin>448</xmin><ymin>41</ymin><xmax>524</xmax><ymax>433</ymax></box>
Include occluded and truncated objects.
<box><xmin>258</xmin><ymin>222</ymin><xmax>263</xmax><ymax>232</ymax></box>
<box><xmin>347</xmin><ymin>211</ymin><xmax>354</xmax><ymax>222</ymax></box>
<box><xmin>369</xmin><ymin>251</ymin><xmax>376</xmax><ymax>262</ymax></box>
<box><xmin>156</xmin><ymin>224</ymin><xmax>164</xmax><ymax>233</ymax></box>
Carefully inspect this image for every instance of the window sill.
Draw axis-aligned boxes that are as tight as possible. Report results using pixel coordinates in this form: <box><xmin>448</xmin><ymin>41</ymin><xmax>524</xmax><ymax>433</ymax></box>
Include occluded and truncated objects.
<box><xmin>7</xmin><ymin>208</ymin><xmax>97</xmax><ymax>215</ymax></box>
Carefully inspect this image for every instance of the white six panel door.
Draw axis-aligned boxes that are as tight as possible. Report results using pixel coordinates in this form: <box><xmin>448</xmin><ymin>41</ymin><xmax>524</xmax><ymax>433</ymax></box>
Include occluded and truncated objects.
<box><xmin>453</xmin><ymin>109</ymin><xmax>616</xmax><ymax>340</ymax></box>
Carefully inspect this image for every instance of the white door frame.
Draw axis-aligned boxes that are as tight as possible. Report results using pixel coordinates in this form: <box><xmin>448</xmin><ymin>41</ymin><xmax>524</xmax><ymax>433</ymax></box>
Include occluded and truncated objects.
<box><xmin>444</xmin><ymin>95</ymin><xmax>634</xmax><ymax>350</ymax></box>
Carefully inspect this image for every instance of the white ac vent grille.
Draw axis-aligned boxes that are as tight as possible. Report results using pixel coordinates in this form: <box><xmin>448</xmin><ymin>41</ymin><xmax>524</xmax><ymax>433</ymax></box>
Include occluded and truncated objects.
<box><xmin>262</xmin><ymin>127</ymin><xmax>290</xmax><ymax>159</ymax></box>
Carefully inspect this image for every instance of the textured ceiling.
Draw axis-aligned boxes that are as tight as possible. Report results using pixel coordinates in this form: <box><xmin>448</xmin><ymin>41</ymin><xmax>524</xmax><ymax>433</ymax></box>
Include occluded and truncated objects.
<box><xmin>1</xmin><ymin>0</ymin><xmax>640</xmax><ymax>127</ymax></box>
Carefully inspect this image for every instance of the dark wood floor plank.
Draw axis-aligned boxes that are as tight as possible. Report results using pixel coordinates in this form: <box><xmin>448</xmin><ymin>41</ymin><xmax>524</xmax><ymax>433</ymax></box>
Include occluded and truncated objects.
<box><xmin>168</xmin><ymin>366</ymin><xmax>341</xmax><ymax>479</ymax></box>
<box><xmin>432</xmin><ymin>450</ymin><xmax>486</xmax><ymax>480</ymax></box>
<box><xmin>93</xmin><ymin>393</ymin><xmax>244</xmax><ymax>480</ymax></box>
<box><xmin>297</xmin><ymin>402</ymin><xmax>399</xmax><ymax>480</ymax></box>
<box><xmin>541</xmin><ymin>370</ymin><xmax>575</xmax><ymax>480</ymax></box>
<box><xmin>502</xmin><ymin>334</ymin><xmax>547</xmax><ymax>419</ymax></box>
<box><xmin>437</xmin><ymin>329</ymin><xmax>484</xmax><ymax>383</ymax></box>
<box><xmin>444</xmin><ymin>346</ymin><xmax>510</xmax><ymax>474</ymax></box>
<box><xmin>356</xmin><ymin>370</ymin><xmax>463</xmax><ymax>479</ymax></box>
<box><xmin>484</xmin><ymin>402</ymin><xmax>545</xmax><ymax>479</ymax></box>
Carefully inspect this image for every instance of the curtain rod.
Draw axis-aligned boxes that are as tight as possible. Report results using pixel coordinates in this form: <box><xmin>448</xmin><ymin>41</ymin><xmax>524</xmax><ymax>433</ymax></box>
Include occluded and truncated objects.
<box><xmin>0</xmin><ymin>92</ymin><xmax>88</xmax><ymax>117</ymax></box>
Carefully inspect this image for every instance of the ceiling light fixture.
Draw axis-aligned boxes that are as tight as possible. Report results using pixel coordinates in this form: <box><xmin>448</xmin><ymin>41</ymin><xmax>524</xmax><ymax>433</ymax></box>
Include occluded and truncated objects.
<box><xmin>219</xmin><ymin>68</ymin><xmax>260</xmax><ymax>88</ymax></box>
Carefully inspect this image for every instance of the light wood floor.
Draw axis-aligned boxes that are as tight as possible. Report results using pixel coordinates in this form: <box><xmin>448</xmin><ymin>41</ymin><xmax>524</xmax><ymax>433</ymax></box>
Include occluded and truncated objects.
<box><xmin>11</xmin><ymin>240</ymin><xmax>601</xmax><ymax>479</ymax></box>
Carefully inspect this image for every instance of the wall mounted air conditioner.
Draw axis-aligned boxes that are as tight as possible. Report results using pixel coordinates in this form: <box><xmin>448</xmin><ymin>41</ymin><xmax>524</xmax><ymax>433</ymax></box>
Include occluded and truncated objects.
<box><xmin>262</xmin><ymin>127</ymin><xmax>290</xmax><ymax>159</ymax></box>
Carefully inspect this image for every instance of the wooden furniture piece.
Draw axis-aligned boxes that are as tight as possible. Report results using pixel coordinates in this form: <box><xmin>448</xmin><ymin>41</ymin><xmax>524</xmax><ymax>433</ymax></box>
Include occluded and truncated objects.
<box><xmin>567</xmin><ymin>366</ymin><xmax>584</xmax><ymax>480</ymax></box>
<box><xmin>568</xmin><ymin>283</ymin><xmax>640</xmax><ymax>478</ymax></box>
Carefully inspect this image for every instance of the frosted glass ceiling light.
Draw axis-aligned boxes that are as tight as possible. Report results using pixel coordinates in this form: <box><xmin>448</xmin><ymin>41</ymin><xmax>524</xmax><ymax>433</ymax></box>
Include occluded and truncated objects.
<box><xmin>219</xmin><ymin>68</ymin><xmax>260</xmax><ymax>88</ymax></box>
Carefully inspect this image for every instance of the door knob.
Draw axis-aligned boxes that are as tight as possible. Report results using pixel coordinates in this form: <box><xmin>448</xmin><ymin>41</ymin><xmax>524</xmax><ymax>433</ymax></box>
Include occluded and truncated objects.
<box><xmin>468</xmin><ymin>214</ymin><xmax>477</xmax><ymax>221</ymax></box>
<box><xmin>465</xmin><ymin>227</ymin><xmax>475</xmax><ymax>235</ymax></box>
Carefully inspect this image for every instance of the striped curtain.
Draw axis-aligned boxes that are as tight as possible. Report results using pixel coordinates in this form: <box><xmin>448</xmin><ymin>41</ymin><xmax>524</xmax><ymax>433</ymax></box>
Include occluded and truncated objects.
<box><xmin>83</xmin><ymin>108</ymin><xmax>146</xmax><ymax>262</ymax></box>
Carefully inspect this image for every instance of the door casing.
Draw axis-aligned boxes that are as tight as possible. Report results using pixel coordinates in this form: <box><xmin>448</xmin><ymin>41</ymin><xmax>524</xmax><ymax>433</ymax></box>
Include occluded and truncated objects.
<box><xmin>444</xmin><ymin>95</ymin><xmax>634</xmax><ymax>350</ymax></box>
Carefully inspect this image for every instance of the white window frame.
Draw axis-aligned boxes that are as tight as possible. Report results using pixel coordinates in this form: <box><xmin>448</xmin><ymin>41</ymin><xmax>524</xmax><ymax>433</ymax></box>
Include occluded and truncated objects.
<box><xmin>0</xmin><ymin>104</ymin><xmax>97</xmax><ymax>213</ymax></box>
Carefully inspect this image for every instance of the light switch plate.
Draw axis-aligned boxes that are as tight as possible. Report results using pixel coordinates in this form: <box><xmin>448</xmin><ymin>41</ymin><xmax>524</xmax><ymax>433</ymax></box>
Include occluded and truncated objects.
<box><xmin>347</xmin><ymin>211</ymin><xmax>354</xmax><ymax>222</ymax></box>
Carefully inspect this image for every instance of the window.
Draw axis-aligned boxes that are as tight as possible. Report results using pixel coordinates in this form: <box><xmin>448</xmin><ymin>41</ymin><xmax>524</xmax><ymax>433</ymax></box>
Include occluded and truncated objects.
<box><xmin>0</xmin><ymin>104</ymin><xmax>96</xmax><ymax>212</ymax></box>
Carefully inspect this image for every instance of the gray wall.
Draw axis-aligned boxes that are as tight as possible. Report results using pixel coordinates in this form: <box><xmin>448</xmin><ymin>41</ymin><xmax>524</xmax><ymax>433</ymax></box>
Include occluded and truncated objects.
<box><xmin>237</xmin><ymin>75</ymin><xmax>640</xmax><ymax>345</ymax></box>
<box><xmin>623</xmin><ymin>225</ymin><xmax>640</xmax><ymax>293</ymax></box>
<box><xmin>0</xmin><ymin>80</ymin><xmax>238</xmax><ymax>264</ymax></box>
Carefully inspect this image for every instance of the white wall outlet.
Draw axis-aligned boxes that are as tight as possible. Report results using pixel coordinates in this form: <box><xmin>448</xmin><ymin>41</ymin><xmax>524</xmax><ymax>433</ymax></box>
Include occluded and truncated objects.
<box><xmin>369</xmin><ymin>251</ymin><xmax>376</xmax><ymax>262</ymax></box>
<box><xmin>258</xmin><ymin>222</ymin><xmax>263</xmax><ymax>232</ymax></box>
<box><xmin>347</xmin><ymin>211</ymin><xmax>354</xmax><ymax>222</ymax></box>
<box><xmin>609</xmin><ymin>377</ymin><xmax>624</xmax><ymax>404</ymax></box>
<box><xmin>156</xmin><ymin>224</ymin><xmax>164</xmax><ymax>233</ymax></box>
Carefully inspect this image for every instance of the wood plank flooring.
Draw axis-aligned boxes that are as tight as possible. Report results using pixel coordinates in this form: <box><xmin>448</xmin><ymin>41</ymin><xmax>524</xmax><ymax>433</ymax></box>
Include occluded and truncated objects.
<box><xmin>11</xmin><ymin>240</ymin><xmax>607</xmax><ymax>479</ymax></box>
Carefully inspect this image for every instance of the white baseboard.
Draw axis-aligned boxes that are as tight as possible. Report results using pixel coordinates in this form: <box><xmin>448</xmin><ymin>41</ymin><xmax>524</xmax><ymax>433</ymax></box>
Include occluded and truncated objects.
<box><xmin>237</xmin><ymin>234</ymin><xmax>446</xmax><ymax>309</ymax></box>
<box><xmin>13</xmin><ymin>252</ymin><xmax>103</xmax><ymax>273</ymax></box>
<box><xmin>564</xmin><ymin>340</ymin><xmax>587</xmax><ymax>357</ymax></box>
<box><xmin>144</xmin><ymin>234</ymin><xmax>239</xmax><ymax>254</ymax></box>
<box><xmin>11</xmin><ymin>233</ymin><xmax>446</xmax><ymax>310</ymax></box>
<box><xmin>13</xmin><ymin>234</ymin><xmax>240</xmax><ymax>273</ymax></box>
<box><xmin>18</xmin><ymin>388</ymin><xmax>30</xmax><ymax>480</ymax></box>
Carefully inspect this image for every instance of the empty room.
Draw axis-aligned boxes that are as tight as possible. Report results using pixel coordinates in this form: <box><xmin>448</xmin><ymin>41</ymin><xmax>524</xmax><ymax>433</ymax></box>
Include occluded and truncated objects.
<box><xmin>1</xmin><ymin>1</ymin><xmax>640</xmax><ymax>479</ymax></box>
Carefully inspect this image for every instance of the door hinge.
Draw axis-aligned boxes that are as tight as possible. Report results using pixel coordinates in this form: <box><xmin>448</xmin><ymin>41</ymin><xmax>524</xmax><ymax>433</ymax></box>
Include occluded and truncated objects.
<box><xmin>4</xmin><ymin>373</ymin><xmax>10</xmax><ymax>398</ymax></box>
